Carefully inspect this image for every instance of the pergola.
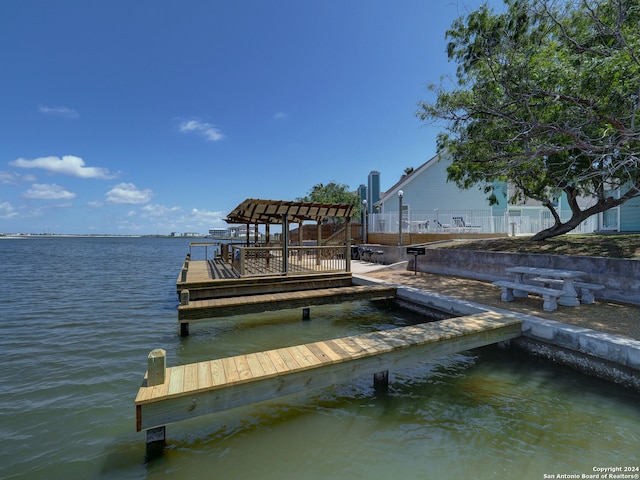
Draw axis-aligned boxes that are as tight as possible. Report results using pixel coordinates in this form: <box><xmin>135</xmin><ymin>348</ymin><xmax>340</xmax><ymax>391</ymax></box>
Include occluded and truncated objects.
<box><xmin>225</xmin><ymin>198</ymin><xmax>355</xmax><ymax>245</ymax></box>
<box><xmin>226</xmin><ymin>198</ymin><xmax>354</xmax><ymax>224</ymax></box>
<box><xmin>225</xmin><ymin>198</ymin><xmax>356</xmax><ymax>275</ymax></box>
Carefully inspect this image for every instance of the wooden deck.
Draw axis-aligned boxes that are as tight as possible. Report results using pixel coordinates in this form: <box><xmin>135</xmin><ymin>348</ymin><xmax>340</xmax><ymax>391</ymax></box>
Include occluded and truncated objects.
<box><xmin>177</xmin><ymin>266</ymin><xmax>353</xmax><ymax>301</ymax></box>
<box><xmin>178</xmin><ymin>284</ymin><xmax>397</xmax><ymax>322</ymax></box>
<box><xmin>136</xmin><ymin>312</ymin><xmax>522</xmax><ymax>433</ymax></box>
<box><xmin>178</xmin><ymin>258</ymin><xmax>239</xmax><ymax>284</ymax></box>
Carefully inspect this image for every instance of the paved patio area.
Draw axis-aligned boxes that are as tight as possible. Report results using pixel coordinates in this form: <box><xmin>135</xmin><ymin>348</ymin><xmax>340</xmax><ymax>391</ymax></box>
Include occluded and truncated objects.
<box><xmin>352</xmin><ymin>261</ymin><xmax>640</xmax><ymax>342</ymax></box>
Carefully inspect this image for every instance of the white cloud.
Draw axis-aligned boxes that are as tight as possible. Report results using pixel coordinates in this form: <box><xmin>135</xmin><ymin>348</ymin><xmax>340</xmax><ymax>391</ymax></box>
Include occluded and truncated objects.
<box><xmin>106</xmin><ymin>183</ymin><xmax>152</xmax><ymax>204</ymax></box>
<box><xmin>38</xmin><ymin>104</ymin><xmax>79</xmax><ymax>119</ymax></box>
<box><xmin>142</xmin><ymin>204</ymin><xmax>182</xmax><ymax>217</ymax></box>
<box><xmin>0</xmin><ymin>171</ymin><xmax>37</xmax><ymax>185</ymax></box>
<box><xmin>190</xmin><ymin>208</ymin><xmax>226</xmax><ymax>222</ymax></box>
<box><xmin>179</xmin><ymin>119</ymin><xmax>225</xmax><ymax>142</ymax></box>
<box><xmin>0</xmin><ymin>201</ymin><xmax>18</xmax><ymax>219</ymax></box>
<box><xmin>10</xmin><ymin>155</ymin><xmax>117</xmax><ymax>179</ymax></box>
<box><xmin>23</xmin><ymin>183</ymin><xmax>76</xmax><ymax>200</ymax></box>
<box><xmin>273</xmin><ymin>112</ymin><xmax>288</xmax><ymax>120</ymax></box>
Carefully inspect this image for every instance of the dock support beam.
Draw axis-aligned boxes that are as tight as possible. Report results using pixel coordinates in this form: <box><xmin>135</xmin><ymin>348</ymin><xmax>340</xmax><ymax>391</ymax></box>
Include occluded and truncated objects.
<box><xmin>373</xmin><ymin>370</ymin><xmax>389</xmax><ymax>394</ymax></box>
<box><xmin>302</xmin><ymin>307</ymin><xmax>310</xmax><ymax>320</ymax></box>
<box><xmin>180</xmin><ymin>290</ymin><xmax>190</xmax><ymax>336</ymax></box>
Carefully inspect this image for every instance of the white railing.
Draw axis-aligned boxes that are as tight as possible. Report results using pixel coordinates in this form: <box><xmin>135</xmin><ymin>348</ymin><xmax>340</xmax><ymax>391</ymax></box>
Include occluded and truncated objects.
<box><xmin>369</xmin><ymin>209</ymin><xmax>598</xmax><ymax>236</ymax></box>
<box><xmin>505</xmin><ymin>211</ymin><xmax>598</xmax><ymax>236</ymax></box>
<box><xmin>231</xmin><ymin>245</ymin><xmax>349</xmax><ymax>277</ymax></box>
<box><xmin>369</xmin><ymin>209</ymin><xmax>498</xmax><ymax>233</ymax></box>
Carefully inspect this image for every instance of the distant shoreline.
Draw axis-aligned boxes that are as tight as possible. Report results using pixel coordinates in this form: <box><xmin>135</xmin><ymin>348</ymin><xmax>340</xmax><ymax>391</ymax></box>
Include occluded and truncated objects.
<box><xmin>0</xmin><ymin>234</ymin><xmax>201</xmax><ymax>239</ymax></box>
<box><xmin>0</xmin><ymin>233</ymin><xmax>243</xmax><ymax>240</ymax></box>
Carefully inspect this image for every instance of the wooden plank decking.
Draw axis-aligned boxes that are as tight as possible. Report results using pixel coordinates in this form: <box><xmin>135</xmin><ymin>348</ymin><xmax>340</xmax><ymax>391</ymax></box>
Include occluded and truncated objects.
<box><xmin>178</xmin><ymin>284</ymin><xmax>397</xmax><ymax>322</ymax></box>
<box><xmin>136</xmin><ymin>312</ymin><xmax>522</xmax><ymax>432</ymax></box>
<box><xmin>177</xmin><ymin>268</ymin><xmax>353</xmax><ymax>301</ymax></box>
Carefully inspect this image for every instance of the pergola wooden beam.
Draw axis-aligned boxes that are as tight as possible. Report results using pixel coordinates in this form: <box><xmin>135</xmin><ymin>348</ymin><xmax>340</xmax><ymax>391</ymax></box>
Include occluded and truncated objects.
<box><xmin>225</xmin><ymin>198</ymin><xmax>355</xmax><ymax>225</ymax></box>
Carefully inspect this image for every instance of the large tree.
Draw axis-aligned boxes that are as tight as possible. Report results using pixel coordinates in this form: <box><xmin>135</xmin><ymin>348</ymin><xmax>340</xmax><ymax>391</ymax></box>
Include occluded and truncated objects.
<box><xmin>417</xmin><ymin>0</ymin><xmax>640</xmax><ymax>240</ymax></box>
<box><xmin>297</xmin><ymin>181</ymin><xmax>360</xmax><ymax>224</ymax></box>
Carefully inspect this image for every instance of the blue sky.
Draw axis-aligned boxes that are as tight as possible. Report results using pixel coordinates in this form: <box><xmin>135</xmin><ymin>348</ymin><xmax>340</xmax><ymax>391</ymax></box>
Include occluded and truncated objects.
<box><xmin>1</xmin><ymin>0</ymin><xmax>498</xmax><ymax>235</ymax></box>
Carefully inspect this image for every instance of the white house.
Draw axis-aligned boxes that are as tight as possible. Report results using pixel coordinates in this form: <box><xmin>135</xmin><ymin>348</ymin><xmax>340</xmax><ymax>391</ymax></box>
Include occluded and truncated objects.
<box><xmin>370</xmin><ymin>152</ymin><xmax>505</xmax><ymax>233</ymax></box>
<box><xmin>369</xmin><ymin>151</ymin><xmax>603</xmax><ymax>235</ymax></box>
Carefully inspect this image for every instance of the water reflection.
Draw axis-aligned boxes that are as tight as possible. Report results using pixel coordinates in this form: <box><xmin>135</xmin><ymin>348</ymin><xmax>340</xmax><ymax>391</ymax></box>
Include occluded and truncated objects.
<box><xmin>149</xmin><ymin>337</ymin><xmax>640</xmax><ymax>480</ymax></box>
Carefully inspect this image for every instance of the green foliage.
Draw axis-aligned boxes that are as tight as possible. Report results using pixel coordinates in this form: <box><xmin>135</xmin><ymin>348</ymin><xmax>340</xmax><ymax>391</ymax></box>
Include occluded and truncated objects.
<box><xmin>418</xmin><ymin>0</ymin><xmax>640</xmax><ymax>239</ymax></box>
<box><xmin>297</xmin><ymin>182</ymin><xmax>360</xmax><ymax>222</ymax></box>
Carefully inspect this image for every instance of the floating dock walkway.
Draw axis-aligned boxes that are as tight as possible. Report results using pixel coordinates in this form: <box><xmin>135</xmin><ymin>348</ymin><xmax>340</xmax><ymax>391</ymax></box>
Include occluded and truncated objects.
<box><xmin>136</xmin><ymin>312</ymin><xmax>522</xmax><ymax>444</ymax></box>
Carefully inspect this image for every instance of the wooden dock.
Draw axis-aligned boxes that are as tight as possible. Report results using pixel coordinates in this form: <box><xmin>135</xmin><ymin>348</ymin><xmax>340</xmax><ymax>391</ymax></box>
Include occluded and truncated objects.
<box><xmin>177</xmin><ymin>268</ymin><xmax>353</xmax><ymax>301</ymax></box>
<box><xmin>175</xmin><ymin>258</ymin><xmax>393</xmax><ymax>336</ymax></box>
<box><xmin>136</xmin><ymin>312</ymin><xmax>522</xmax><ymax>439</ymax></box>
<box><xmin>178</xmin><ymin>284</ymin><xmax>397</xmax><ymax>322</ymax></box>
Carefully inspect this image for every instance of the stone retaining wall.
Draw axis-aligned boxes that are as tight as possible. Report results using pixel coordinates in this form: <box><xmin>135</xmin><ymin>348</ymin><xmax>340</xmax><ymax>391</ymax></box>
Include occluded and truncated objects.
<box><xmin>354</xmin><ymin>274</ymin><xmax>640</xmax><ymax>392</ymax></box>
<box><xmin>411</xmin><ymin>249</ymin><xmax>640</xmax><ymax>305</ymax></box>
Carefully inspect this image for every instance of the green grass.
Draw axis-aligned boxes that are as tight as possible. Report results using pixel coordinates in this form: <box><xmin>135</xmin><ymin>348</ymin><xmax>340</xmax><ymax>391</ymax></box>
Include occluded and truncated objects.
<box><xmin>440</xmin><ymin>234</ymin><xmax>640</xmax><ymax>259</ymax></box>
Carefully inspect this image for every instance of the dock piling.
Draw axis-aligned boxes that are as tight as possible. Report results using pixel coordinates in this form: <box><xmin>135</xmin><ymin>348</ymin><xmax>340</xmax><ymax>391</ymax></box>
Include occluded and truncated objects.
<box><xmin>180</xmin><ymin>323</ymin><xmax>189</xmax><ymax>337</ymax></box>
<box><xmin>145</xmin><ymin>350</ymin><xmax>167</xmax><ymax>450</ymax></box>
<box><xmin>302</xmin><ymin>307</ymin><xmax>310</xmax><ymax>320</ymax></box>
<box><xmin>373</xmin><ymin>370</ymin><xmax>389</xmax><ymax>394</ymax></box>
<box><xmin>180</xmin><ymin>289</ymin><xmax>190</xmax><ymax>306</ymax></box>
<box><xmin>147</xmin><ymin>349</ymin><xmax>166</xmax><ymax>386</ymax></box>
<box><xmin>179</xmin><ymin>291</ymin><xmax>190</xmax><ymax>336</ymax></box>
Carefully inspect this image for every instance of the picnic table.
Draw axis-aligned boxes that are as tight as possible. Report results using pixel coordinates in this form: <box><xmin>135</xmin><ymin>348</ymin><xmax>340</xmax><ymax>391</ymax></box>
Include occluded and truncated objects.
<box><xmin>493</xmin><ymin>266</ymin><xmax>598</xmax><ymax>311</ymax></box>
<box><xmin>505</xmin><ymin>266</ymin><xmax>587</xmax><ymax>307</ymax></box>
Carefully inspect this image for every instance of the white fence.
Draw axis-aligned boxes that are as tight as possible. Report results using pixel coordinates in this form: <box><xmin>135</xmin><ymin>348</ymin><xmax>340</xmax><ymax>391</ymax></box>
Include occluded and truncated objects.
<box><xmin>368</xmin><ymin>209</ymin><xmax>598</xmax><ymax>236</ymax></box>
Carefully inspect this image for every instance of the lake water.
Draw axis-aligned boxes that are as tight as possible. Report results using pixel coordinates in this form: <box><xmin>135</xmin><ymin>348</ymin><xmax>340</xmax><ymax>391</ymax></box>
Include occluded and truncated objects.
<box><xmin>1</xmin><ymin>237</ymin><xmax>638</xmax><ymax>480</ymax></box>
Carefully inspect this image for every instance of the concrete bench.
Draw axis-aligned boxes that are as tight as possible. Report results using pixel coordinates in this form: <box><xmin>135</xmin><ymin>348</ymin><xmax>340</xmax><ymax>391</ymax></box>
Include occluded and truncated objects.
<box><xmin>492</xmin><ymin>280</ymin><xmax>563</xmax><ymax>312</ymax></box>
<box><xmin>531</xmin><ymin>277</ymin><xmax>605</xmax><ymax>304</ymax></box>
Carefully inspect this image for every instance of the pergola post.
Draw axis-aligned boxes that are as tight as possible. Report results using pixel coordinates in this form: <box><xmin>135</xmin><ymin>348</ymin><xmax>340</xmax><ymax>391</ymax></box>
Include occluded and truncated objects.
<box><xmin>345</xmin><ymin>217</ymin><xmax>351</xmax><ymax>272</ymax></box>
<box><xmin>282</xmin><ymin>214</ymin><xmax>289</xmax><ymax>275</ymax></box>
<box><xmin>298</xmin><ymin>222</ymin><xmax>303</xmax><ymax>260</ymax></box>
<box><xmin>316</xmin><ymin>221</ymin><xmax>322</xmax><ymax>266</ymax></box>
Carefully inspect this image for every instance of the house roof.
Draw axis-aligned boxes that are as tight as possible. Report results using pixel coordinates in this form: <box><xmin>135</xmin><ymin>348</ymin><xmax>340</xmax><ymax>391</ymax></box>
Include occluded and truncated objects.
<box><xmin>375</xmin><ymin>152</ymin><xmax>442</xmax><ymax>206</ymax></box>
<box><xmin>225</xmin><ymin>198</ymin><xmax>355</xmax><ymax>224</ymax></box>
